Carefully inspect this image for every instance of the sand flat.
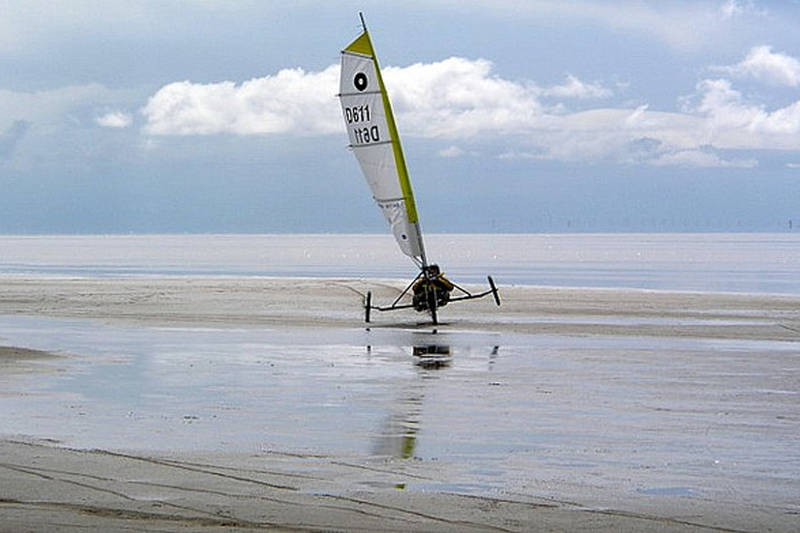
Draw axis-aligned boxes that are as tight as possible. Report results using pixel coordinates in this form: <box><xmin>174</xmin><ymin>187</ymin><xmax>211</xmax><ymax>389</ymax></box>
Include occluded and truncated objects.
<box><xmin>1</xmin><ymin>277</ymin><xmax>799</xmax><ymax>531</ymax></box>
<box><xmin>0</xmin><ymin>276</ymin><xmax>799</xmax><ymax>339</ymax></box>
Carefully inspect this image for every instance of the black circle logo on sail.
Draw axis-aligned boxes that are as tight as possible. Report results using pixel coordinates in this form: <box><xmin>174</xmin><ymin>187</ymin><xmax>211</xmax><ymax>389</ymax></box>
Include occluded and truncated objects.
<box><xmin>354</xmin><ymin>72</ymin><xmax>368</xmax><ymax>91</ymax></box>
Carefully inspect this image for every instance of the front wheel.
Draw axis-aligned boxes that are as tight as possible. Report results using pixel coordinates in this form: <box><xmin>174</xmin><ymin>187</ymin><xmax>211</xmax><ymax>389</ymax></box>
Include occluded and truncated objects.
<box><xmin>427</xmin><ymin>286</ymin><xmax>439</xmax><ymax>325</ymax></box>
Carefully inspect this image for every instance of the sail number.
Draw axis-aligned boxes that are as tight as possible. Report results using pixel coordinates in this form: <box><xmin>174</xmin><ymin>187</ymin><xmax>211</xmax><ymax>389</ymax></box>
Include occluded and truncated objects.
<box><xmin>345</xmin><ymin>104</ymin><xmax>380</xmax><ymax>144</ymax></box>
<box><xmin>353</xmin><ymin>125</ymin><xmax>380</xmax><ymax>144</ymax></box>
<box><xmin>345</xmin><ymin>104</ymin><xmax>371</xmax><ymax>124</ymax></box>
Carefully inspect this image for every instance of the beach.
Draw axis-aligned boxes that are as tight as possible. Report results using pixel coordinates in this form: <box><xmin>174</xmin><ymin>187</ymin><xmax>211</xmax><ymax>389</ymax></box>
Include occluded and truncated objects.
<box><xmin>5</xmin><ymin>0</ymin><xmax>800</xmax><ymax>524</ymax></box>
<box><xmin>1</xmin><ymin>276</ymin><xmax>799</xmax><ymax>531</ymax></box>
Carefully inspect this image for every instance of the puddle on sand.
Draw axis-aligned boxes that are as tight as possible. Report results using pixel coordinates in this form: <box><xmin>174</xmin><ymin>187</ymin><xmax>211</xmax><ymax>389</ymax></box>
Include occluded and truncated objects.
<box><xmin>1</xmin><ymin>314</ymin><xmax>798</xmax><ymax>504</ymax></box>
<box><xmin>0</xmin><ymin>316</ymin><xmax>501</xmax><ymax>458</ymax></box>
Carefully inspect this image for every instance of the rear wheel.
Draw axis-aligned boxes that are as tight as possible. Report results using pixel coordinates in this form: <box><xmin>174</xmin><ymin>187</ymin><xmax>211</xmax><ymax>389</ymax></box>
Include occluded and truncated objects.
<box><xmin>488</xmin><ymin>276</ymin><xmax>501</xmax><ymax>306</ymax></box>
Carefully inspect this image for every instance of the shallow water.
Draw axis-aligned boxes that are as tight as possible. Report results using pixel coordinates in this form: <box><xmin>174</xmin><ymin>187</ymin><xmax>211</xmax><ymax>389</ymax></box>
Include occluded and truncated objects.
<box><xmin>2</xmin><ymin>233</ymin><xmax>800</xmax><ymax>294</ymax></box>
<box><xmin>1</xmin><ymin>314</ymin><xmax>798</xmax><ymax>503</ymax></box>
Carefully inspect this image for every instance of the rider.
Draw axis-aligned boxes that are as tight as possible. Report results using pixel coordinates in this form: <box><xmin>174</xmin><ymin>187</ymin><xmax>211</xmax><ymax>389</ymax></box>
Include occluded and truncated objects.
<box><xmin>412</xmin><ymin>264</ymin><xmax>454</xmax><ymax>311</ymax></box>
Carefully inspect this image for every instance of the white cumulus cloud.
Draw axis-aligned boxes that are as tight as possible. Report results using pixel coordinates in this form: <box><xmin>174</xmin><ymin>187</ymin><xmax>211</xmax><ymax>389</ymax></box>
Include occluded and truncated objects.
<box><xmin>686</xmin><ymin>78</ymin><xmax>800</xmax><ymax>143</ymax></box>
<box><xmin>383</xmin><ymin>57</ymin><xmax>542</xmax><ymax>138</ymax></box>
<box><xmin>138</xmin><ymin>59</ymin><xmax>604</xmax><ymax>141</ymax></box>
<box><xmin>713</xmin><ymin>45</ymin><xmax>800</xmax><ymax>87</ymax></box>
<box><xmin>142</xmin><ymin>65</ymin><xmax>341</xmax><ymax>135</ymax></box>
<box><xmin>142</xmin><ymin>57</ymin><xmax>545</xmax><ymax>139</ymax></box>
<box><xmin>541</xmin><ymin>74</ymin><xmax>612</xmax><ymax>100</ymax></box>
<box><xmin>140</xmin><ymin>55</ymin><xmax>800</xmax><ymax>168</ymax></box>
<box><xmin>96</xmin><ymin>110</ymin><xmax>132</xmax><ymax>128</ymax></box>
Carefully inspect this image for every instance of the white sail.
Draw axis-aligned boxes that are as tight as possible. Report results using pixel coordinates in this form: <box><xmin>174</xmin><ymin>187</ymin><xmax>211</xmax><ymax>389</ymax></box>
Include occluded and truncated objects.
<box><xmin>339</xmin><ymin>28</ymin><xmax>425</xmax><ymax>262</ymax></box>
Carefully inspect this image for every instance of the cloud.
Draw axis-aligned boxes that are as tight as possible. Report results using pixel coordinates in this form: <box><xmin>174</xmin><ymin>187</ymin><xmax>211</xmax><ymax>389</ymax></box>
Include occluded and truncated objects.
<box><xmin>720</xmin><ymin>0</ymin><xmax>744</xmax><ymax>18</ymax></box>
<box><xmin>382</xmin><ymin>57</ymin><xmax>541</xmax><ymax>138</ymax></box>
<box><xmin>0</xmin><ymin>1</ymin><xmax>262</xmax><ymax>54</ymax></box>
<box><xmin>0</xmin><ymin>120</ymin><xmax>30</xmax><ymax>158</ymax></box>
<box><xmin>96</xmin><ymin>111</ymin><xmax>132</xmax><ymax>128</ymax></box>
<box><xmin>141</xmin><ymin>59</ymin><xmax>605</xmax><ymax>140</ymax></box>
<box><xmin>690</xmin><ymin>78</ymin><xmax>762</xmax><ymax>128</ymax></box>
<box><xmin>427</xmin><ymin>0</ymin><xmax>770</xmax><ymax>51</ymax></box>
<box><xmin>713</xmin><ymin>45</ymin><xmax>800</xmax><ymax>86</ymax></box>
<box><xmin>650</xmin><ymin>149</ymin><xmax>757</xmax><ymax>168</ymax></box>
<box><xmin>0</xmin><ymin>84</ymin><xmax>143</xmax><ymax>170</ymax></box>
<box><xmin>438</xmin><ymin>145</ymin><xmax>465</xmax><ymax>158</ymax></box>
<box><xmin>143</xmin><ymin>58</ymin><xmax>543</xmax><ymax>138</ymax></box>
<box><xmin>0</xmin><ymin>84</ymin><xmax>127</xmax><ymax>130</ymax></box>
<box><xmin>496</xmin><ymin>149</ymin><xmax>545</xmax><ymax>160</ymax></box>
<box><xmin>142</xmin><ymin>65</ymin><xmax>341</xmax><ymax>135</ymax></box>
<box><xmin>540</xmin><ymin>74</ymin><xmax>612</xmax><ymax>100</ymax></box>
<box><xmin>142</xmin><ymin>55</ymin><xmax>800</xmax><ymax>168</ymax></box>
<box><xmin>718</xmin><ymin>0</ymin><xmax>765</xmax><ymax>19</ymax></box>
<box><xmin>687</xmin><ymin>78</ymin><xmax>800</xmax><ymax>141</ymax></box>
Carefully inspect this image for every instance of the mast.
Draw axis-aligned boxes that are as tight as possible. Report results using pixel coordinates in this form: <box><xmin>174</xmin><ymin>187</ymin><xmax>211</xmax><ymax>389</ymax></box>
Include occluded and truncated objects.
<box><xmin>340</xmin><ymin>14</ymin><xmax>428</xmax><ymax>268</ymax></box>
<box><xmin>360</xmin><ymin>14</ymin><xmax>428</xmax><ymax>268</ymax></box>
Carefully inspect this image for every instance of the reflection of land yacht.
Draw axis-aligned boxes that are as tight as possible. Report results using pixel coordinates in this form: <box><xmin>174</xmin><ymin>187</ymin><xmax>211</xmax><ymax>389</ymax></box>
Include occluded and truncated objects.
<box><xmin>413</xmin><ymin>343</ymin><xmax>452</xmax><ymax>368</ymax></box>
<box><xmin>370</xmin><ymin>340</ymin><xmax>500</xmax><ymax>459</ymax></box>
<box><xmin>339</xmin><ymin>14</ymin><xmax>500</xmax><ymax>325</ymax></box>
<box><xmin>372</xmin><ymin>343</ymin><xmax>449</xmax><ymax>459</ymax></box>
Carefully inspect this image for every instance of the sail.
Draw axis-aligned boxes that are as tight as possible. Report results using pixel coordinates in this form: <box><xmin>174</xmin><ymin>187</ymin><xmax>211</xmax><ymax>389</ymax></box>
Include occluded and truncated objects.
<box><xmin>339</xmin><ymin>28</ymin><xmax>425</xmax><ymax>261</ymax></box>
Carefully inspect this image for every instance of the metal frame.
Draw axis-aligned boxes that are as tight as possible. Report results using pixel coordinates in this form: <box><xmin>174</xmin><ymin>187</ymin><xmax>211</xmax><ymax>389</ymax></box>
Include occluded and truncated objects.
<box><xmin>364</xmin><ymin>272</ymin><xmax>500</xmax><ymax>325</ymax></box>
<box><xmin>349</xmin><ymin>14</ymin><xmax>500</xmax><ymax>327</ymax></box>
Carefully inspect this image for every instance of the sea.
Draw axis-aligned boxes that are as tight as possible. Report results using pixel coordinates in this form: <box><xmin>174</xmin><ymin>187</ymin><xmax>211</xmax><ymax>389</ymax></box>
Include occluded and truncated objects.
<box><xmin>1</xmin><ymin>232</ymin><xmax>799</xmax><ymax>294</ymax></box>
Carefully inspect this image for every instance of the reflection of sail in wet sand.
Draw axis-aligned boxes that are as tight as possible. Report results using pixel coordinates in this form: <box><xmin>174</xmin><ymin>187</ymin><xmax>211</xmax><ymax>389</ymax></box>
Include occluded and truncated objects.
<box><xmin>372</xmin><ymin>392</ymin><xmax>424</xmax><ymax>459</ymax></box>
<box><xmin>371</xmin><ymin>342</ymin><xmax>451</xmax><ymax>458</ymax></box>
<box><xmin>370</xmin><ymin>339</ymin><xmax>502</xmax><ymax>458</ymax></box>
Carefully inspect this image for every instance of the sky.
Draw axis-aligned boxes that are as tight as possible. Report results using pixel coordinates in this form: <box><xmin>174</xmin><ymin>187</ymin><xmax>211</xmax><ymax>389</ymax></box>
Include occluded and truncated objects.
<box><xmin>2</xmin><ymin>0</ymin><xmax>800</xmax><ymax>233</ymax></box>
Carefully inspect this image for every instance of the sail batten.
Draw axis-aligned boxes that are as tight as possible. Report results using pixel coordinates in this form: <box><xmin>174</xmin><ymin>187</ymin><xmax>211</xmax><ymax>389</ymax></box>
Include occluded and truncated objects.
<box><xmin>339</xmin><ymin>26</ymin><xmax>425</xmax><ymax>262</ymax></box>
<box><xmin>350</xmin><ymin>140</ymin><xmax>394</xmax><ymax>149</ymax></box>
<box><xmin>374</xmin><ymin>196</ymin><xmax>407</xmax><ymax>202</ymax></box>
<box><xmin>339</xmin><ymin>90</ymin><xmax>382</xmax><ymax>97</ymax></box>
<box><xmin>342</xmin><ymin>51</ymin><xmax>373</xmax><ymax>59</ymax></box>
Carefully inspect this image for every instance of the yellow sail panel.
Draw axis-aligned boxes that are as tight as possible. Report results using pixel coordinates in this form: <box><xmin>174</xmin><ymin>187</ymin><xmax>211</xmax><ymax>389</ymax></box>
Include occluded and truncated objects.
<box><xmin>371</xmin><ymin>38</ymin><xmax>419</xmax><ymax>224</ymax></box>
<box><xmin>344</xmin><ymin>31</ymin><xmax>374</xmax><ymax>56</ymax></box>
<box><xmin>339</xmin><ymin>29</ymin><xmax>424</xmax><ymax>260</ymax></box>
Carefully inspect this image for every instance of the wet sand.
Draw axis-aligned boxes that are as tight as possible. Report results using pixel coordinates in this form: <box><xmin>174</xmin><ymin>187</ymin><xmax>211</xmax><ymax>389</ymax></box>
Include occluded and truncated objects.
<box><xmin>1</xmin><ymin>345</ymin><xmax>61</xmax><ymax>378</ymax></box>
<box><xmin>1</xmin><ymin>277</ymin><xmax>799</xmax><ymax>532</ymax></box>
<box><xmin>0</xmin><ymin>345</ymin><xmax>55</xmax><ymax>361</ymax></box>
